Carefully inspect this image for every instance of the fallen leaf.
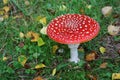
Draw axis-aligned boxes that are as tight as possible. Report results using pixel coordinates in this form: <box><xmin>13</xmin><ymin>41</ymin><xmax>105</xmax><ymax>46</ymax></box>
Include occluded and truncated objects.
<box><xmin>36</xmin><ymin>16</ymin><xmax>47</xmax><ymax>25</ymax></box>
<box><xmin>35</xmin><ymin>63</ymin><xmax>46</xmax><ymax>69</ymax></box>
<box><xmin>112</xmin><ymin>73</ymin><xmax>120</xmax><ymax>80</ymax></box>
<box><xmin>87</xmin><ymin>74</ymin><xmax>97</xmax><ymax>80</ymax></box>
<box><xmin>30</xmin><ymin>32</ymin><xmax>39</xmax><ymax>42</ymax></box>
<box><xmin>108</xmin><ymin>25</ymin><xmax>120</xmax><ymax>36</ymax></box>
<box><xmin>52</xmin><ymin>45</ymin><xmax>59</xmax><ymax>54</ymax></box>
<box><xmin>3</xmin><ymin>6</ymin><xmax>10</xmax><ymax>13</ymax></box>
<box><xmin>99</xmin><ymin>46</ymin><xmax>106</xmax><ymax>54</ymax></box>
<box><xmin>18</xmin><ymin>55</ymin><xmax>27</xmax><ymax>66</ymax></box>
<box><xmin>33</xmin><ymin>76</ymin><xmax>43</xmax><ymax>80</ymax></box>
<box><xmin>2</xmin><ymin>56</ymin><xmax>8</xmax><ymax>61</ymax></box>
<box><xmin>0</xmin><ymin>10</ymin><xmax>4</xmax><ymax>15</ymax></box>
<box><xmin>25</xmin><ymin>31</ymin><xmax>40</xmax><ymax>42</ymax></box>
<box><xmin>3</xmin><ymin>0</ymin><xmax>8</xmax><ymax>4</ymax></box>
<box><xmin>59</xmin><ymin>5</ymin><xmax>67</xmax><ymax>11</ymax></box>
<box><xmin>52</xmin><ymin>68</ymin><xmax>56</xmax><ymax>76</ymax></box>
<box><xmin>37</xmin><ymin>37</ymin><xmax>45</xmax><ymax>46</ymax></box>
<box><xmin>0</xmin><ymin>17</ymin><xmax>4</xmax><ymax>22</ymax></box>
<box><xmin>86</xmin><ymin>5</ymin><xmax>92</xmax><ymax>9</ymax></box>
<box><xmin>19</xmin><ymin>32</ymin><xmax>24</xmax><ymax>38</ymax></box>
<box><xmin>101</xmin><ymin>6</ymin><xmax>112</xmax><ymax>17</ymax></box>
<box><xmin>25</xmin><ymin>31</ymin><xmax>32</xmax><ymax>38</ymax></box>
<box><xmin>24</xmin><ymin>63</ymin><xmax>31</xmax><ymax>69</ymax></box>
<box><xmin>85</xmin><ymin>52</ymin><xmax>97</xmax><ymax>61</ymax></box>
<box><xmin>99</xmin><ymin>62</ymin><xmax>108</xmax><ymax>68</ymax></box>
<box><xmin>3</xmin><ymin>14</ymin><xmax>9</xmax><ymax>19</ymax></box>
<box><xmin>24</xmin><ymin>0</ymin><xmax>30</xmax><ymax>6</ymax></box>
<box><xmin>40</xmin><ymin>27</ymin><xmax>47</xmax><ymax>35</ymax></box>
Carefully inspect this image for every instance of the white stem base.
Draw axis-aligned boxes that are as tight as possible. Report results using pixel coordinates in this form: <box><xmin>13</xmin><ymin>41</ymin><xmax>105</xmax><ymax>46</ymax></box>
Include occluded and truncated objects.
<box><xmin>68</xmin><ymin>44</ymin><xmax>80</xmax><ymax>63</ymax></box>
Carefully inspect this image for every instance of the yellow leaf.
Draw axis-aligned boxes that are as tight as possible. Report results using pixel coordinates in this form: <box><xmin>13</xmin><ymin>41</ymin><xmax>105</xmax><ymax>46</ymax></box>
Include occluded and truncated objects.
<box><xmin>25</xmin><ymin>31</ymin><xmax>32</xmax><ymax>38</ymax></box>
<box><xmin>112</xmin><ymin>73</ymin><xmax>120</xmax><ymax>80</ymax></box>
<box><xmin>86</xmin><ymin>5</ymin><xmax>92</xmax><ymax>9</ymax></box>
<box><xmin>3</xmin><ymin>14</ymin><xmax>9</xmax><ymax>19</ymax></box>
<box><xmin>18</xmin><ymin>55</ymin><xmax>27</xmax><ymax>66</ymax></box>
<box><xmin>39</xmin><ymin>17</ymin><xmax>46</xmax><ymax>25</ymax></box>
<box><xmin>37</xmin><ymin>37</ymin><xmax>45</xmax><ymax>46</ymax></box>
<box><xmin>99</xmin><ymin>47</ymin><xmax>106</xmax><ymax>54</ymax></box>
<box><xmin>3</xmin><ymin>57</ymin><xmax>8</xmax><ymax>61</ymax></box>
<box><xmin>36</xmin><ymin>16</ymin><xmax>47</xmax><ymax>25</ymax></box>
<box><xmin>40</xmin><ymin>27</ymin><xmax>47</xmax><ymax>35</ymax></box>
<box><xmin>25</xmin><ymin>31</ymin><xmax>40</xmax><ymax>42</ymax></box>
<box><xmin>35</xmin><ymin>63</ymin><xmax>46</xmax><ymax>69</ymax></box>
<box><xmin>52</xmin><ymin>45</ymin><xmax>59</xmax><ymax>54</ymax></box>
<box><xmin>3</xmin><ymin>0</ymin><xmax>8</xmax><ymax>4</ymax></box>
<box><xmin>59</xmin><ymin>5</ymin><xmax>67</xmax><ymax>11</ymax></box>
<box><xmin>3</xmin><ymin>6</ymin><xmax>10</xmax><ymax>13</ymax></box>
<box><xmin>19</xmin><ymin>32</ymin><xmax>24</xmax><ymax>38</ymax></box>
<box><xmin>33</xmin><ymin>76</ymin><xmax>43</xmax><ymax>80</ymax></box>
<box><xmin>52</xmin><ymin>68</ymin><xmax>56</xmax><ymax>76</ymax></box>
<box><xmin>0</xmin><ymin>10</ymin><xmax>4</xmax><ymax>15</ymax></box>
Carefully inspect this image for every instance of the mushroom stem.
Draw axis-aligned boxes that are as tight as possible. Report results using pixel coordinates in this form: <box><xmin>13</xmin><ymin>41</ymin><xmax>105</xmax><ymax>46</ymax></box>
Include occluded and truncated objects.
<box><xmin>68</xmin><ymin>44</ymin><xmax>80</xmax><ymax>63</ymax></box>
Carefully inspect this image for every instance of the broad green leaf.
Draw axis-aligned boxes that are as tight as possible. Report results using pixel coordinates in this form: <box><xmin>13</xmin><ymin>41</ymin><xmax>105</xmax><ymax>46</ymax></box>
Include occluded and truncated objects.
<box><xmin>37</xmin><ymin>37</ymin><xmax>45</xmax><ymax>46</ymax></box>
<box><xmin>52</xmin><ymin>68</ymin><xmax>56</xmax><ymax>76</ymax></box>
<box><xmin>35</xmin><ymin>63</ymin><xmax>46</xmax><ymax>69</ymax></box>
<box><xmin>18</xmin><ymin>55</ymin><xmax>27</xmax><ymax>66</ymax></box>
<box><xmin>99</xmin><ymin>46</ymin><xmax>106</xmax><ymax>54</ymax></box>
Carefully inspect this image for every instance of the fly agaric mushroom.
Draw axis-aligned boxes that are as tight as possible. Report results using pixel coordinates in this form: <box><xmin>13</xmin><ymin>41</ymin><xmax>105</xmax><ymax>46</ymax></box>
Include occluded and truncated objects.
<box><xmin>47</xmin><ymin>14</ymin><xmax>100</xmax><ymax>63</ymax></box>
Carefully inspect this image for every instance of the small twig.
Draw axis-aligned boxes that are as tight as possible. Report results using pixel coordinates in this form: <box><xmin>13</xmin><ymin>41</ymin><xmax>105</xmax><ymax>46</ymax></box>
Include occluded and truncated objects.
<box><xmin>0</xmin><ymin>43</ymin><xmax>7</xmax><ymax>52</ymax></box>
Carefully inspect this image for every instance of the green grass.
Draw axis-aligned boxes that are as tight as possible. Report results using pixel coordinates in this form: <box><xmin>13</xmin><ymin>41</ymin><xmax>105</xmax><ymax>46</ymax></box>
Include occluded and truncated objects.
<box><xmin>0</xmin><ymin>0</ymin><xmax>120</xmax><ymax>80</ymax></box>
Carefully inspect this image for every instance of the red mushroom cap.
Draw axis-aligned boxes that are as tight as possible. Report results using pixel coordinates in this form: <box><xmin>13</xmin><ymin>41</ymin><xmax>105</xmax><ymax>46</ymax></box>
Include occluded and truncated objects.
<box><xmin>47</xmin><ymin>14</ymin><xmax>100</xmax><ymax>44</ymax></box>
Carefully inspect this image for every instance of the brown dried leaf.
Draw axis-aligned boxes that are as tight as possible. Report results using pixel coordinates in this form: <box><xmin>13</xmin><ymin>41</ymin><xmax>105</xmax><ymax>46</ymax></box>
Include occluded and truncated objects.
<box><xmin>33</xmin><ymin>76</ymin><xmax>43</xmax><ymax>80</ymax></box>
<box><xmin>85</xmin><ymin>51</ymin><xmax>97</xmax><ymax>61</ymax></box>
<box><xmin>99</xmin><ymin>62</ymin><xmax>108</xmax><ymax>68</ymax></box>
<box><xmin>87</xmin><ymin>74</ymin><xmax>97</xmax><ymax>80</ymax></box>
<box><xmin>25</xmin><ymin>31</ymin><xmax>40</xmax><ymax>42</ymax></box>
<box><xmin>84</xmin><ymin>63</ymin><xmax>91</xmax><ymax>70</ymax></box>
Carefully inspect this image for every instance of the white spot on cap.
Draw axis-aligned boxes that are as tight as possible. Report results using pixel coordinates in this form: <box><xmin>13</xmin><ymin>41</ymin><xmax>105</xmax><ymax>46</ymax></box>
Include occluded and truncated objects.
<box><xmin>55</xmin><ymin>23</ymin><xmax>58</xmax><ymax>26</ymax></box>
<box><xmin>86</xmin><ymin>31</ymin><xmax>89</xmax><ymax>34</ymax></box>
<box><xmin>85</xmin><ymin>25</ymin><xmax>87</xmax><ymax>27</ymax></box>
